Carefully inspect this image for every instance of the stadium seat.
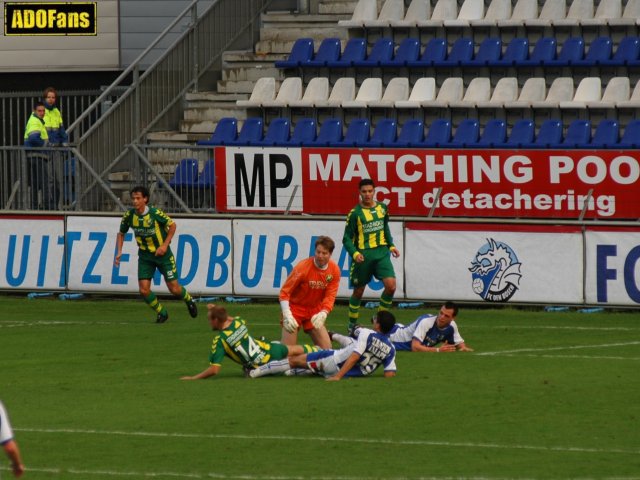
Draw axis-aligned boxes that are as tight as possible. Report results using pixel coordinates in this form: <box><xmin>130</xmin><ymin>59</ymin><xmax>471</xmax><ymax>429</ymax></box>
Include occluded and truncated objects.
<box><xmin>327</xmin><ymin>38</ymin><xmax>367</xmax><ymax>68</ymax></box>
<box><xmin>519</xmin><ymin>37</ymin><xmax>557</xmax><ymax>66</ymax></box>
<box><xmin>364</xmin><ymin>0</ymin><xmax>404</xmax><ymax>27</ymax></box>
<box><xmin>422</xmin><ymin>77</ymin><xmax>464</xmax><ymax>107</ymax></box>
<box><xmin>618</xmin><ymin>119</ymin><xmax>640</xmax><ymax>147</ymax></box>
<box><xmin>466</xmin><ymin>37</ymin><xmax>502</xmax><ymax>67</ymax></box>
<box><xmin>236</xmin><ymin>77</ymin><xmax>276</xmax><ymax>107</ymax></box>
<box><xmin>197</xmin><ymin>159</ymin><xmax>216</xmax><ymax>197</ymax></box>
<box><xmin>498</xmin><ymin>0</ymin><xmax>538</xmax><ymax>27</ymax></box>
<box><xmin>390</xmin><ymin>0</ymin><xmax>430</xmax><ymax>27</ymax></box>
<box><xmin>505</xmin><ymin>78</ymin><xmax>546</xmax><ymax>108</ymax></box>
<box><xmin>562</xmin><ymin>119</ymin><xmax>591</xmax><ymax>148</ymax></box>
<box><xmin>477</xmin><ymin>119</ymin><xmax>507</xmax><ymax>147</ymax></box>
<box><xmin>545</xmin><ymin>37</ymin><xmax>585</xmax><ymax>67</ymax></box>
<box><xmin>227</xmin><ymin>117</ymin><xmax>263</xmax><ymax>146</ymax></box>
<box><xmin>434</xmin><ymin>38</ymin><xmax>474</xmax><ymax>67</ymax></box>
<box><xmin>616</xmin><ymin>79</ymin><xmax>640</xmax><ymax>108</ymax></box>
<box><xmin>449</xmin><ymin>77</ymin><xmax>490</xmax><ymax>108</ymax></box>
<box><xmin>306</xmin><ymin>38</ymin><xmax>342</xmax><ymax>67</ymax></box>
<box><xmin>342</xmin><ymin>78</ymin><xmax>383</xmax><ymax>108</ymax></box>
<box><xmin>407</xmin><ymin>38</ymin><xmax>447</xmax><ymax>67</ymax></box>
<box><xmin>442</xmin><ymin>119</ymin><xmax>480</xmax><ymax>147</ymax></box>
<box><xmin>364</xmin><ymin>119</ymin><xmax>397</xmax><ymax>146</ymax></box>
<box><xmin>382</xmin><ymin>37</ymin><xmax>421</xmax><ymax>67</ymax></box>
<box><xmin>444</xmin><ymin>0</ymin><xmax>484</xmax><ymax>27</ymax></box>
<box><xmin>608</xmin><ymin>0</ymin><xmax>640</xmax><ymax>26</ymax></box>
<box><xmin>477</xmin><ymin>77</ymin><xmax>518</xmax><ymax>108</ymax></box>
<box><xmin>601</xmin><ymin>36</ymin><xmax>640</xmax><ymax>67</ymax></box>
<box><xmin>572</xmin><ymin>36</ymin><xmax>612</xmax><ymax>66</ymax></box>
<box><xmin>169</xmin><ymin>158</ymin><xmax>199</xmax><ymax>190</ymax></box>
<box><xmin>338</xmin><ymin>0</ymin><xmax>377</xmax><ymax>28</ymax></box>
<box><xmin>324</xmin><ymin>77</ymin><xmax>356</xmax><ymax>107</ymax></box>
<box><xmin>587</xmin><ymin>77</ymin><xmax>630</xmax><ymax>109</ymax></box>
<box><xmin>369</xmin><ymin>77</ymin><xmax>410</xmax><ymax>108</ymax></box>
<box><xmin>289</xmin><ymin>77</ymin><xmax>330</xmax><ymax>108</ymax></box>
<box><xmin>395</xmin><ymin>77</ymin><xmax>436</xmax><ymax>108</ymax></box>
<box><xmin>255</xmin><ymin>118</ymin><xmax>290</xmax><ymax>146</ymax></box>
<box><xmin>471</xmin><ymin>0</ymin><xmax>511</xmax><ymax>27</ymax></box>
<box><xmin>559</xmin><ymin>77</ymin><xmax>601</xmax><ymax>109</ymax></box>
<box><xmin>196</xmin><ymin>117</ymin><xmax>237</xmax><ymax>145</ymax></box>
<box><xmin>530</xmin><ymin>77</ymin><xmax>573</xmax><ymax>108</ymax></box>
<box><xmin>353</xmin><ymin>38</ymin><xmax>394</xmax><ymax>67</ymax></box>
<box><xmin>275</xmin><ymin>38</ymin><xmax>314</xmax><ymax>68</ymax></box>
<box><xmin>394</xmin><ymin>119</ymin><xmax>424</xmax><ymax>146</ymax></box>
<box><xmin>524</xmin><ymin>0</ymin><xmax>565</xmax><ymax>26</ymax></box>
<box><xmin>552</xmin><ymin>0</ymin><xmax>593</xmax><ymax>26</ymax></box>
<box><xmin>420</xmin><ymin>119</ymin><xmax>452</xmax><ymax>147</ymax></box>
<box><xmin>416</xmin><ymin>0</ymin><xmax>457</xmax><ymax>27</ymax></box>
<box><xmin>590</xmin><ymin>119</ymin><xmax>619</xmax><ymax>148</ymax></box>
<box><xmin>288</xmin><ymin>118</ymin><xmax>317</xmax><ymax>146</ymax></box>
<box><xmin>505</xmin><ymin>119</ymin><xmax>535</xmax><ymax>147</ymax></box>
<box><xmin>261</xmin><ymin>77</ymin><xmax>303</xmax><ymax>107</ymax></box>
<box><xmin>581</xmin><ymin>0</ymin><xmax>621</xmax><ymax>26</ymax></box>
<box><xmin>334</xmin><ymin>119</ymin><xmax>370</xmax><ymax>146</ymax></box>
<box><xmin>493</xmin><ymin>37</ymin><xmax>529</xmax><ymax>67</ymax></box>
<box><xmin>525</xmin><ymin>119</ymin><xmax>563</xmax><ymax>148</ymax></box>
<box><xmin>311</xmin><ymin>118</ymin><xmax>343</xmax><ymax>146</ymax></box>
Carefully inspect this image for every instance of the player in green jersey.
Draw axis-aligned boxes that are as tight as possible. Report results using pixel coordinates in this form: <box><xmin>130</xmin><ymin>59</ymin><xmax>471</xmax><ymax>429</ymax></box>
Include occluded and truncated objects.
<box><xmin>181</xmin><ymin>304</ymin><xmax>318</xmax><ymax>380</ymax></box>
<box><xmin>343</xmin><ymin>178</ymin><xmax>401</xmax><ymax>334</ymax></box>
<box><xmin>114</xmin><ymin>186</ymin><xmax>198</xmax><ymax>323</ymax></box>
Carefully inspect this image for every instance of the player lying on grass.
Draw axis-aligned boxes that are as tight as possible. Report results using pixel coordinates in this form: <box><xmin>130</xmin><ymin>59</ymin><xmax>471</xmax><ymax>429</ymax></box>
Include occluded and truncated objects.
<box><xmin>352</xmin><ymin>301</ymin><xmax>473</xmax><ymax>353</ymax></box>
<box><xmin>181</xmin><ymin>304</ymin><xmax>318</xmax><ymax>380</ymax></box>
<box><xmin>249</xmin><ymin>311</ymin><xmax>397</xmax><ymax>381</ymax></box>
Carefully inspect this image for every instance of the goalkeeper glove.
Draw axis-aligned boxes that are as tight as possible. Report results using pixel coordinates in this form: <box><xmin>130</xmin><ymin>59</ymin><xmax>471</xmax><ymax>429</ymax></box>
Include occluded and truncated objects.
<box><xmin>282</xmin><ymin>309</ymin><xmax>298</xmax><ymax>333</ymax></box>
<box><xmin>310</xmin><ymin>310</ymin><xmax>328</xmax><ymax>329</ymax></box>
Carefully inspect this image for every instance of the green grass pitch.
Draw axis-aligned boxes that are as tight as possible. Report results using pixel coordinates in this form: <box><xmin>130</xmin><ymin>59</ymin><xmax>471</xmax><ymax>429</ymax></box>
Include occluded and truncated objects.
<box><xmin>1</xmin><ymin>295</ymin><xmax>639</xmax><ymax>479</ymax></box>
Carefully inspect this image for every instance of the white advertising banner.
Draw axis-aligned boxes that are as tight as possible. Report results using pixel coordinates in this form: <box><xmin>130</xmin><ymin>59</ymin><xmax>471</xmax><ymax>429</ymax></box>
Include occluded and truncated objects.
<box><xmin>405</xmin><ymin>224</ymin><xmax>584</xmax><ymax>304</ymax></box>
<box><xmin>66</xmin><ymin>216</ymin><xmax>233</xmax><ymax>293</ymax></box>
<box><xmin>0</xmin><ymin>216</ymin><xmax>65</xmax><ymax>290</ymax></box>
<box><xmin>232</xmin><ymin>219</ymin><xmax>404</xmax><ymax>298</ymax></box>
<box><xmin>585</xmin><ymin>229</ymin><xmax>640</xmax><ymax>306</ymax></box>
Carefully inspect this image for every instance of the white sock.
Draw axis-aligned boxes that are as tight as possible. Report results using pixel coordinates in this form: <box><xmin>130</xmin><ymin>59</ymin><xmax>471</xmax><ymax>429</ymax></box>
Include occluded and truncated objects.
<box><xmin>250</xmin><ymin>359</ymin><xmax>290</xmax><ymax>378</ymax></box>
<box><xmin>332</xmin><ymin>333</ymin><xmax>353</xmax><ymax>347</ymax></box>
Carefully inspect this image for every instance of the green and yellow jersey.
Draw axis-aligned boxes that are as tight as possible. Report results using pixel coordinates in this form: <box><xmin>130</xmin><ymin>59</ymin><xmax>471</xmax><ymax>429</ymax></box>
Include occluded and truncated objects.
<box><xmin>119</xmin><ymin>206</ymin><xmax>174</xmax><ymax>255</ymax></box>
<box><xmin>342</xmin><ymin>202</ymin><xmax>395</xmax><ymax>258</ymax></box>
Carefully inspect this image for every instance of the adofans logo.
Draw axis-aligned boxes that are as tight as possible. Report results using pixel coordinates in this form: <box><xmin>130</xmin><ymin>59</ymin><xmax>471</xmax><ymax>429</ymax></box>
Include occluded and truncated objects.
<box><xmin>469</xmin><ymin>238</ymin><xmax>522</xmax><ymax>302</ymax></box>
<box><xmin>4</xmin><ymin>2</ymin><xmax>96</xmax><ymax>36</ymax></box>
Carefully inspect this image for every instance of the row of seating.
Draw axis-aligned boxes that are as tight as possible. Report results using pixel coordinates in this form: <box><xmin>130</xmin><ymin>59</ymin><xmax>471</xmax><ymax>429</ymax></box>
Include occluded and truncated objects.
<box><xmin>339</xmin><ymin>0</ymin><xmax>640</xmax><ymax>30</ymax></box>
<box><xmin>276</xmin><ymin>36</ymin><xmax>640</xmax><ymax>69</ymax></box>
<box><xmin>237</xmin><ymin>75</ymin><xmax>640</xmax><ymax>109</ymax></box>
<box><xmin>197</xmin><ymin>117</ymin><xmax>640</xmax><ymax>148</ymax></box>
<box><xmin>168</xmin><ymin>159</ymin><xmax>214</xmax><ymax>190</ymax></box>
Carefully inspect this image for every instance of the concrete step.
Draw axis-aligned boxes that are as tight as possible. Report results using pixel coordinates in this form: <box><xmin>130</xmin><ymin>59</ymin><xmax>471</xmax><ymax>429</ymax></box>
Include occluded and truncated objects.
<box><xmin>185</xmin><ymin>91</ymin><xmax>249</xmax><ymax>102</ymax></box>
<box><xmin>318</xmin><ymin>2</ymin><xmax>360</xmax><ymax>15</ymax></box>
<box><xmin>179</xmin><ymin>114</ymin><xmax>249</xmax><ymax>134</ymax></box>
<box><xmin>261</xmin><ymin>12</ymin><xmax>350</xmax><ymax>24</ymax></box>
<box><xmin>183</xmin><ymin>104</ymin><xmax>248</xmax><ymax>122</ymax></box>
<box><xmin>217</xmin><ymin>78</ymin><xmax>283</xmax><ymax>94</ymax></box>
<box><xmin>147</xmin><ymin>131</ymin><xmax>211</xmax><ymax>143</ymax></box>
<box><xmin>223</xmin><ymin>50</ymin><xmax>285</xmax><ymax>63</ymax></box>
<box><xmin>221</xmin><ymin>65</ymin><xmax>284</xmax><ymax>82</ymax></box>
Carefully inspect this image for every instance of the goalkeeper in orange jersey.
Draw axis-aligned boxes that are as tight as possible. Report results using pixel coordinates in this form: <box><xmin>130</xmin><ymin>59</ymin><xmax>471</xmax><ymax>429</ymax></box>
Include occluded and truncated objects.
<box><xmin>279</xmin><ymin>235</ymin><xmax>341</xmax><ymax>349</ymax></box>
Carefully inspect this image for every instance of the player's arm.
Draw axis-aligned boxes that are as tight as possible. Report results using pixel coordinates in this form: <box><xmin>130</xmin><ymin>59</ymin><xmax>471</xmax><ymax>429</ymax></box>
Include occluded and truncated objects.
<box><xmin>383</xmin><ymin>208</ymin><xmax>400</xmax><ymax>258</ymax></box>
<box><xmin>3</xmin><ymin>439</ymin><xmax>24</xmax><ymax>477</ymax></box>
<box><xmin>456</xmin><ymin>342</ymin><xmax>474</xmax><ymax>352</ymax></box>
<box><xmin>319</xmin><ymin>264</ymin><xmax>341</xmax><ymax>313</ymax></box>
<box><xmin>383</xmin><ymin>371</ymin><xmax>396</xmax><ymax>378</ymax></box>
<box><xmin>326</xmin><ymin>352</ymin><xmax>361</xmax><ymax>382</ymax></box>
<box><xmin>410</xmin><ymin>339</ymin><xmax>456</xmax><ymax>352</ymax></box>
<box><xmin>114</xmin><ymin>232</ymin><xmax>125</xmax><ymax>266</ymax></box>
<box><xmin>156</xmin><ymin>222</ymin><xmax>176</xmax><ymax>256</ymax></box>
<box><xmin>181</xmin><ymin>364</ymin><xmax>221</xmax><ymax>380</ymax></box>
<box><xmin>342</xmin><ymin>211</ymin><xmax>363</xmax><ymax>262</ymax></box>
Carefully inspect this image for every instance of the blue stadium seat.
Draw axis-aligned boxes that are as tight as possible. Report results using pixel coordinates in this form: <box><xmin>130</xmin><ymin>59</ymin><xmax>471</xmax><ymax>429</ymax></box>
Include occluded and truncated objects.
<box><xmin>327</xmin><ymin>38</ymin><xmax>367</xmax><ymax>68</ymax></box>
<box><xmin>364</xmin><ymin>119</ymin><xmax>397</xmax><ymax>146</ymax></box>
<box><xmin>505</xmin><ymin>119</ymin><xmax>535</xmax><ymax>147</ymax></box>
<box><xmin>197</xmin><ymin>159</ymin><xmax>215</xmax><ymax>190</ymax></box>
<box><xmin>520</xmin><ymin>37</ymin><xmax>557</xmax><ymax>67</ymax></box>
<box><xmin>562</xmin><ymin>120</ymin><xmax>591</xmax><ymax>148</ymax></box>
<box><xmin>354</xmin><ymin>38</ymin><xmax>394</xmax><ymax>67</ymax></box>
<box><xmin>255</xmin><ymin>118</ymin><xmax>290</xmax><ymax>146</ymax></box>
<box><xmin>382</xmin><ymin>37</ymin><xmax>421</xmax><ymax>67</ymax></box>
<box><xmin>419</xmin><ymin>119</ymin><xmax>452</xmax><ymax>147</ymax></box>
<box><xmin>493</xmin><ymin>38</ymin><xmax>529</xmax><ymax>67</ymax></box>
<box><xmin>466</xmin><ymin>38</ymin><xmax>502</xmax><ymax>67</ymax></box>
<box><xmin>546</xmin><ymin>37</ymin><xmax>585</xmax><ymax>67</ymax></box>
<box><xmin>619</xmin><ymin>120</ymin><xmax>640</xmax><ymax>148</ymax></box>
<box><xmin>590</xmin><ymin>120</ymin><xmax>619</xmax><ymax>148</ymax></box>
<box><xmin>275</xmin><ymin>38</ymin><xmax>314</xmax><ymax>68</ymax></box>
<box><xmin>334</xmin><ymin>119</ymin><xmax>370</xmax><ymax>146</ymax></box>
<box><xmin>310</xmin><ymin>118</ymin><xmax>343</xmax><ymax>146</ymax></box>
<box><xmin>434</xmin><ymin>38</ymin><xmax>474</xmax><ymax>67</ymax></box>
<box><xmin>394</xmin><ymin>119</ymin><xmax>424</xmax><ymax>146</ymax></box>
<box><xmin>524</xmin><ymin>119</ymin><xmax>563</xmax><ymax>148</ymax></box>
<box><xmin>601</xmin><ymin>36</ymin><xmax>640</xmax><ymax>67</ymax></box>
<box><xmin>306</xmin><ymin>38</ymin><xmax>342</xmax><ymax>67</ymax></box>
<box><xmin>288</xmin><ymin>118</ymin><xmax>317</xmax><ymax>146</ymax></box>
<box><xmin>573</xmin><ymin>36</ymin><xmax>612</xmax><ymax>67</ymax></box>
<box><xmin>477</xmin><ymin>119</ymin><xmax>507</xmax><ymax>147</ymax></box>
<box><xmin>226</xmin><ymin>117</ymin><xmax>263</xmax><ymax>146</ymax></box>
<box><xmin>169</xmin><ymin>158</ymin><xmax>199</xmax><ymax>190</ymax></box>
<box><xmin>407</xmin><ymin>38</ymin><xmax>447</xmax><ymax>67</ymax></box>
<box><xmin>442</xmin><ymin>119</ymin><xmax>480</xmax><ymax>147</ymax></box>
<box><xmin>196</xmin><ymin>117</ymin><xmax>237</xmax><ymax>145</ymax></box>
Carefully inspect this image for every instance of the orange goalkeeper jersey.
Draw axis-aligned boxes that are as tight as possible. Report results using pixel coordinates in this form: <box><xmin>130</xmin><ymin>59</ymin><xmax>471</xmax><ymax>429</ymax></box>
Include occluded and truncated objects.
<box><xmin>279</xmin><ymin>257</ymin><xmax>341</xmax><ymax>313</ymax></box>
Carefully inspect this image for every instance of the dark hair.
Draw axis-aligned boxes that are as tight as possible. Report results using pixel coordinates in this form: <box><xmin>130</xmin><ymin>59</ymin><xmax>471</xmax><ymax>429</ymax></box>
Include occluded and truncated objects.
<box><xmin>358</xmin><ymin>178</ymin><xmax>375</xmax><ymax>189</ymax></box>
<box><xmin>33</xmin><ymin>101</ymin><xmax>45</xmax><ymax>110</ymax></box>
<box><xmin>375</xmin><ymin>310</ymin><xmax>396</xmax><ymax>334</ymax></box>
<box><xmin>43</xmin><ymin>87</ymin><xmax>58</xmax><ymax>98</ymax></box>
<box><xmin>443</xmin><ymin>301</ymin><xmax>459</xmax><ymax>317</ymax></box>
<box><xmin>130</xmin><ymin>185</ymin><xmax>150</xmax><ymax>200</ymax></box>
<box><xmin>207</xmin><ymin>304</ymin><xmax>228</xmax><ymax>322</ymax></box>
<box><xmin>315</xmin><ymin>235</ymin><xmax>335</xmax><ymax>253</ymax></box>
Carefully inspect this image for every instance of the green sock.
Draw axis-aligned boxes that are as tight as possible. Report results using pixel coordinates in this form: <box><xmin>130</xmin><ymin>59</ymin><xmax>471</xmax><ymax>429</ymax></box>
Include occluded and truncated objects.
<box><xmin>379</xmin><ymin>292</ymin><xmax>394</xmax><ymax>312</ymax></box>
<box><xmin>348</xmin><ymin>296</ymin><xmax>361</xmax><ymax>326</ymax></box>
<box><xmin>179</xmin><ymin>286</ymin><xmax>193</xmax><ymax>303</ymax></box>
<box><xmin>143</xmin><ymin>292</ymin><xmax>164</xmax><ymax>314</ymax></box>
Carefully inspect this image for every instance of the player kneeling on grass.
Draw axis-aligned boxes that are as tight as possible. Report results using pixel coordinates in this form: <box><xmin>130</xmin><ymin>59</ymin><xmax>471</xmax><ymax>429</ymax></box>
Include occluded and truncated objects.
<box><xmin>365</xmin><ymin>301</ymin><xmax>473</xmax><ymax>353</ymax></box>
<box><xmin>181</xmin><ymin>304</ymin><xmax>318</xmax><ymax>380</ymax></box>
<box><xmin>250</xmin><ymin>310</ymin><xmax>397</xmax><ymax>381</ymax></box>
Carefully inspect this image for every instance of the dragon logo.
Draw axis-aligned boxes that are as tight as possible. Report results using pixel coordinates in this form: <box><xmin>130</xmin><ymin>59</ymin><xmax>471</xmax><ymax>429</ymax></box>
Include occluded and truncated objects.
<box><xmin>469</xmin><ymin>238</ymin><xmax>522</xmax><ymax>302</ymax></box>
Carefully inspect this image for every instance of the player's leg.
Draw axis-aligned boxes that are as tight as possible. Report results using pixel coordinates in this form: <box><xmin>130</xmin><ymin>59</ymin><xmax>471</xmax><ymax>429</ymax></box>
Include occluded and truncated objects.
<box><xmin>138</xmin><ymin>278</ymin><xmax>168</xmax><ymax>323</ymax></box>
<box><xmin>308</xmin><ymin>326</ymin><xmax>331</xmax><ymax>349</ymax></box>
<box><xmin>286</xmin><ymin>344</ymin><xmax>319</xmax><ymax>356</ymax></box>
<box><xmin>161</xmin><ymin>254</ymin><xmax>197</xmax><ymax>318</ymax></box>
<box><xmin>348</xmin><ymin>257</ymin><xmax>374</xmax><ymax>332</ymax></box>
<box><xmin>330</xmin><ymin>332</ymin><xmax>355</xmax><ymax>348</ymax></box>
<box><xmin>280</xmin><ymin>327</ymin><xmax>299</xmax><ymax>346</ymax></box>
<box><xmin>376</xmin><ymin>254</ymin><xmax>397</xmax><ymax>313</ymax></box>
<box><xmin>348</xmin><ymin>285</ymin><xmax>366</xmax><ymax>334</ymax></box>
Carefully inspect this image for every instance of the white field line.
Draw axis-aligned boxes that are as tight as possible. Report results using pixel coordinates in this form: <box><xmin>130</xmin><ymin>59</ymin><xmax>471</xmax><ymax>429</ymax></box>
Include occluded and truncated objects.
<box><xmin>477</xmin><ymin>341</ymin><xmax>640</xmax><ymax>356</ymax></box>
<box><xmin>14</xmin><ymin>427</ymin><xmax>640</xmax><ymax>456</ymax></box>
